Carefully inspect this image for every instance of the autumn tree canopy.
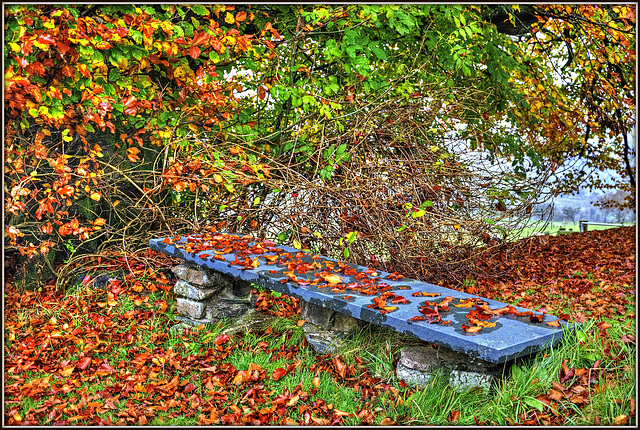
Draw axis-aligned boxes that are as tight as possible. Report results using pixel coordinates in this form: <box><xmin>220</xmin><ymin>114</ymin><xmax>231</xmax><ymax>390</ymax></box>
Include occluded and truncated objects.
<box><xmin>4</xmin><ymin>4</ymin><xmax>635</xmax><ymax>285</ymax></box>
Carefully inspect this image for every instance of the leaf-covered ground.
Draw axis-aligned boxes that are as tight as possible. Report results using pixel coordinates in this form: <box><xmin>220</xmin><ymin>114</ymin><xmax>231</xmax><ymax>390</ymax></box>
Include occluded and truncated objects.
<box><xmin>4</xmin><ymin>227</ymin><xmax>635</xmax><ymax>425</ymax></box>
<box><xmin>463</xmin><ymin>226</ymin><xmax>635</xmax><ymax>323</ymax></box>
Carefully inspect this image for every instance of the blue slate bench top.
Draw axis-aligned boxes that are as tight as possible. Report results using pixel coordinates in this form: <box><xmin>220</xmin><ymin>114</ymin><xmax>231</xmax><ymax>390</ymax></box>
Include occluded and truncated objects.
<box><xmin>150</xmin><ymin>232</ymin><xmax>568</xmax><ymax>363</ymax></box>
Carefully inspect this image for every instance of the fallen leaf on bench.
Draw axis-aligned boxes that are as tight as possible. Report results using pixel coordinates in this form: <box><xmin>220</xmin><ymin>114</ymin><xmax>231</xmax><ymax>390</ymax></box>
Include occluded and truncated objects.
<box><xmin>261</xmin><ymin>254</ymin><xmax>279</xmax><ymax>263</ymax></box>
<box><xmin>320</xmin><ymin>273</ymin><xmax>343</xmax><ymax>286</ymax></box>
<box><xmin>419</xmin><ymin>306</ymin><xmax>438</xmax><ymax>317</ymax></box>
<box><xmin>546</xmin><ymin>319</ymin><xmax>561</xmax><ymax>327</ymax></box>
<box><xmin>409</xmin><ymin>316</ymin><xmax>426</xmax><ymax>322</ymax></box>
<box><xmin>387</xmin><ymin>272</ymin><xmax>405</xmax><ymax>280</ymax></box>
<box><xmin>364</xmin><ymin>268</ymin><xmax>378</xmax><ymax>277</ymax></box>
<box><xmin>391</xmin><ymin>296</ymin><xmax>408</xmax><ymax>304</ymax></box>
<box><xmin>454</xmin><ymin>299</ymin><xmax>475</xmax><ymax>308</ymax></box>
<box><xmin>462</xmin><ymin>325</ymin><xmax>482</xmax><ymax>333</ymax></box>
<box><xmin>412</xmin><ymin>291</ymin><xmax>440</xmax><ymax>297</ymax></box>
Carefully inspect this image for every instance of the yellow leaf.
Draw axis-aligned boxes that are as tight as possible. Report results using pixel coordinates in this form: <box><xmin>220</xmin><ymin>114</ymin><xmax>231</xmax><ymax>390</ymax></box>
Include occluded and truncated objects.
<box><xmin>225</xmin><ymin>12</ymin><xmax>235</xmax><ymax>24</ymax></box>
<box><xmin>213</xmin><ymin>174</ymin><xmax>223</xmax><ymax>183</ymax></box>
<box><xmin>90</xmin><ymin>192</ymin><xmax>101</xmax><ymax>201</ymax></box>
<box><xmin>322</xmin><ymin>273</ymin><xmax>343</xmax><ymax>286</ymax></box>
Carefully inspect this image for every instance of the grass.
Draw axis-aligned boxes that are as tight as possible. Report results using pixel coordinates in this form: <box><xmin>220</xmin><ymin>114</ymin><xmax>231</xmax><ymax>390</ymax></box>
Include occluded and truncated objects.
<box><xmin>4</xmin><ymin>262</ymin><xmax>636</xmax><ymax>426</ymax></box>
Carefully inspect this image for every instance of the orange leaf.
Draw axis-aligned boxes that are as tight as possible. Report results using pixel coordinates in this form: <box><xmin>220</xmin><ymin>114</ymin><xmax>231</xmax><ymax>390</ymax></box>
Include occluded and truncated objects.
<box><xmin>60</xmin><ymin>366</ymin><xmax>75</xmax><ymax>377</ymax></box>
<box><xmin>188</xmin><ymin>45</ymin><xmax>201</xmax><ymax>59</ymax></box>
<box><xmin>272</xmin><ymin>367</ymin><xmax>288</xmax><ymax>381</ymax></box>
<box><xmin>450</xmin><ymin>410</ymin><xmax>461</xmax><ymax>422</ymax></box>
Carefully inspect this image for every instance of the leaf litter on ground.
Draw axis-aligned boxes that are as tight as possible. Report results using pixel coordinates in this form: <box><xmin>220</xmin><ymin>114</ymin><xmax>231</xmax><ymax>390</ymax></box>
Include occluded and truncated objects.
<box><xmin>4</xmin><ymin>227</ymin><xmax>636</xmax><ymax>425</ymax></box>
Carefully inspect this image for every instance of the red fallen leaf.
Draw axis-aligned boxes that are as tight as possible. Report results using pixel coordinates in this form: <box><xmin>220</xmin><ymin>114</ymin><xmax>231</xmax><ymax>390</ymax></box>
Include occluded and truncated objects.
<box><xmin>409</xmin><ymin>316</ymin><xmax>426</xmax><ymax>322</ymax></box>
<box><xmin>559</xmin><ymin>369</ymin><xmax>574</xmax><ymax>384</ymax></box>
<box><xmin>332</xmin><ymin>356</ymin><xmax>348</xmax><ymax>379</ymax></box>
<box><xmin>272</xmin><ymin>367</ymin><xmax>288</xmax><ymax>381</ymax></box>
<box><xmin>450</xmin><ymin>410</ymin><xmax>461</xmax><ymax>422</ymax></box>
<box><xmin>214</xmin><ymin>334</ymin><xmax>230</xmax><ymax>346</ymax></box>
<box><xmin>82</xmin><ymin>275</ymin><xmax>91</xmax><ymax>286</ymax></box>
<box><xmin>621</xmin><ymin>334</ymin><xmax>636</xmax><ymax>344</ymax></box>
<box><xmin>418</xmin><ymin>306</ymin><xmax>438</xmax><ymax>317</ymax></box>
<box><xmin>391</xmin><ymin>296</ymin><xmax>408</xmax><ymax>304</ymax></box>
<box><xmin>546</xmin><ymin>319</ymin><xmax>561</xmax><ymax>327</ymax></box>
<box><xmin>96</xmin><ymin>361</ymin><xmax>115</xmax><ymax>374</ymax></box>
<box><xmin>77</xmin><ymin>356</ymin><xmax>92</xmax><ymax>370</ymax></box>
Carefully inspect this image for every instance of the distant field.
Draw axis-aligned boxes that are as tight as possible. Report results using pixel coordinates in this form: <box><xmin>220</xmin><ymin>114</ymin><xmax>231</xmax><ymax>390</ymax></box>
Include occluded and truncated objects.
<box><xmin>515</xmin><ymin>221</ymin><xmax>634</xmax><ymax>239</ymax></box>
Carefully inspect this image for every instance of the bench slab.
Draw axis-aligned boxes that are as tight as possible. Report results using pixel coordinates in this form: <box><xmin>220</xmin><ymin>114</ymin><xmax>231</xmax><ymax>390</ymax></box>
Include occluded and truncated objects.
<box><xmin>150</xmin><ymin>232</ymin><xmax>567</xmax><ymax>364</ymax></box>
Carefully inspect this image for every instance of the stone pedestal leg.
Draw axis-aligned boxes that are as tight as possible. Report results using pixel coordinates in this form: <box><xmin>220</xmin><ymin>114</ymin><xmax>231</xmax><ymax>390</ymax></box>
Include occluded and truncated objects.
<box><xmin>300</xmin><ymin>300</ymin><xmax>364</xmax><ymax>354</ymax></box>
<box><xmin>170</xmin><ymin>264</ymin><xmax>255</xmax><ymax>333</ymax></box>
<box><xmin>396</xmin><ymin>345</ymin><xmax>509</xmax><ymax>391</ymax></box>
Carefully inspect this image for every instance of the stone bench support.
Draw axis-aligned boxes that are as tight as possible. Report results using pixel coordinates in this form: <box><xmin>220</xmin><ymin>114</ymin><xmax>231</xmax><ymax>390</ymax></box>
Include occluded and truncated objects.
<box><xmin>171</xmin><ymin>264</ymin><xmax>254</xmax><ymax>326</ymax></box>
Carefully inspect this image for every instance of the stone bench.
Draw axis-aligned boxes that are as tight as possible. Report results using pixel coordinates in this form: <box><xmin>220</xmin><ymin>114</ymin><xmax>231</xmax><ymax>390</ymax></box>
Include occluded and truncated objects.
<box><xmin>150</xmin><ymin>231</ymin><xmax>568</xmax><ymax>391</ymax></box>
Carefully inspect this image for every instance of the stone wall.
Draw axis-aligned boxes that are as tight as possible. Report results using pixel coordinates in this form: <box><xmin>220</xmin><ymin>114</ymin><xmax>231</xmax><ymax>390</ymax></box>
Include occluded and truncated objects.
<box><xmin>171</xmin><ymin>264</ymin><xmax>255</xmax><ymax>326</ymax></box>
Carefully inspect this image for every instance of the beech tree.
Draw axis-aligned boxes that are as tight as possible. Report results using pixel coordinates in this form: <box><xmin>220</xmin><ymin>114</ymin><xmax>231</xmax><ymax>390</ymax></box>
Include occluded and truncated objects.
<box><xmin>4</xmin><ymin>4</ymin><xmax>635</xmax><ymax>287</ymax></box>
